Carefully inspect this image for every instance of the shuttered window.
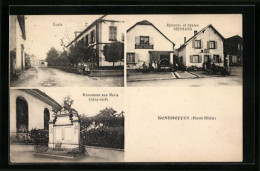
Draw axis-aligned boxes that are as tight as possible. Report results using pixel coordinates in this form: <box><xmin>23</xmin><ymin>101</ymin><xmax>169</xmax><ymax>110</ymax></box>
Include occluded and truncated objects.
<box><xmin>86</xmin><ymin>35</ymin><xmax>88</xmax><ymax>45</ymax></box>
<box><xmin>140</xmin><ymin>36</ymin><xmax>149</xmax><ymax>44</ymax></box>
<box><xmin>207</xmin><ymin>41</ymin><xmax>217</xmax><ymax>49</ymax></box>
<box><xmin>91</xmin><ymin>30</ymin><xmax>95</xmax><ymax>43</ymax></box>
<box><xmin>127</xmin><ymin>53</ymin><xmax>135</xmax><ymax>64</ymax></box>
<box><xmin>135</xmin><ymin>36</ymin><xmax>153</xmax><ymax>49</ymax></box>
<box><xmin>194</xmin><ymin>40</ymin><xmax>201</xmax><ymax>49</ymax></box>
<box><xmin>209</xmin><ymin>41</ymin><xmax>216</xmax><ymax>49</ymax></box>
<box><xmin>213</xmin><ymin>55</ymin><xmax>221</xmax><ymax>63</ymax></box>
<box><xmin>109</xmin><ymin>26</ymin><xmax>117</xmax><ymax>41</ymax></box>
<box><xmin>190</xmin><ymin>55</ymin><xmax>202</xmax><ymax>63</ymax></box>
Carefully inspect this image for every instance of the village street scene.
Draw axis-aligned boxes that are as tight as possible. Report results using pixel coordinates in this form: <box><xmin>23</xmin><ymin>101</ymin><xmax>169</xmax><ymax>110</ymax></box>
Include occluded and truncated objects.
<box><xmin>125</xmin><ymin>15</ymin><xmax>243</xmax><ymax>87</ymax></box>
<box><xmin>10</xmin><ymin>15</ymin><xmax>125</xmax><ymax>87</ymax></box>
<box><xmin>10</xmin><ymin>88</ymin><xmax>124</xmax><ymax>162</ymax></box>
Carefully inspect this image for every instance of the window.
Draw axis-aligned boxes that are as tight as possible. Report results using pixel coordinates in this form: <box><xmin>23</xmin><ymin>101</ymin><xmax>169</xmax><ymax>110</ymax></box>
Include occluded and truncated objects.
<box><xmin>44</xmin><ymin>108</ymin><xmax>50</xmax><ymax>131</ymax></box>
<box><xmin>190</xmin><ymin>55</ymin><xmax>202</xmax><ymax>63</ymax></box>
<box><xmin>213</xmin><ymin>55</ymin><xmax>221</xmax><ymax>63</ymax></box>
<box><xmin>127</xmin><ymin>53</ymin><xmax>135</xmax><ymax>64</ymax></box>
<box><xmin>195</xmin><ymin>40</ymin><xmax>201</xmax><ymax>49</ymax></box>
<box><xmin>135</xmin><ymin>36</ymin><xmax>153</xmax><ymax>49</ymax></box>
<box><xmin>16</xmin><ymin>96</ymin><xmax>28</xmax><ymax>133</ymax></box>
<box><xmin>140</xmin><ymin>36</ymin><xmax>149</xmax><ymax>44</ymax></box>
<box><xmin>192</xmin><ymin>55</ymin><xmax>199</xmax><ymax>63</ymax></box>
<box><xmin>91</xmin><ymin>30</ymin><xmax>95</xmax><ymax>43</ymax></box>
<box><xmin>85</xmin><ymin>35</ymin><xmax>88</xmax><ymax>45</ymax></box>
<box><xmin>109</xmin><ymin>26</ymin><xmax>117</xmax><ymax>41</ymax></box>
<box><xmin>209</xmin><ymin>41</ymin><xmax>215</xmax><ymax>49</ymax></box>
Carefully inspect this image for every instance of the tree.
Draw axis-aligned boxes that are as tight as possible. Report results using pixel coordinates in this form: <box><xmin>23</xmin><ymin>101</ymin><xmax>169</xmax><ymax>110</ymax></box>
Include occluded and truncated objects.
<box><xmin>55</xmin><ymin>50</ymin><xmax>68</xmax><ymax>66</ymax></box>
<box><xmin>68</xmin><ymin>41</ymin><xmax>98</xmax><ymax>68</ymax></box>
<box><xmin>103</xmin><ymin>42</ymin><xmax>124</xmax><ymax>67</ymax></box>
<box><xmin>46</xmin><ymin>47</ymin><xmax>59</xmax><ymax>66</ymax></box>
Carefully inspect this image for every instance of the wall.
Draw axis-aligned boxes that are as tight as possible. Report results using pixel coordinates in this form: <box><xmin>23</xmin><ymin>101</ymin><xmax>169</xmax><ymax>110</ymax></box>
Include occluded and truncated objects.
<box><xmin>127</xmin><ymin>24</ymin><xmax>174</xmax><ymax>69</ymax></box>
<box><xmin>184</xmin><ymin>27</ymin><xmax>224</xmax><ymax>67</ymax></box>
<box><xmin>98</xmin><ymin>20</ymin><xmax>124</xmax><ymax>67</ymax></box>
<box><xmin>9</xmin><ymin>16</ymin><xmax>17</xmax><ymax>75</ymax></box>
<box><xmin>10</xmin><ymin>90</ymin><xmax>54</xmax><ymax>135</ymax></box>
<box><xmin>9</xmin><ymin>16</ymin><xmax>16</xmax><ymax>52</ymax></box>
<box><xmin>70</xmin><ymin>18</ymin><xmax>125</xmax><ymax>67</ymax></box>
<box><xmin>178</xmin><ymin>46</ymin><xmax>186</xmax><ymax>66</ymax></box>
<box><xmin>15</xmin><ymin>16</ymin><xmax>26</xmax><ymax>72</ymax></box>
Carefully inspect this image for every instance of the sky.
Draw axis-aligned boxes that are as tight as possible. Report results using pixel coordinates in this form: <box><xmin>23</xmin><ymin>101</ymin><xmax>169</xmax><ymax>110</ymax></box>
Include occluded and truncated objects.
<box><xmin>39</xmin><ymin>87</ymin><xmax>125</xmax><ymax>117</ymax></box>
<box><xmin>23</xmin><ymin>14</ymin><xmax>242</xmax><ymax>60</ymax></box>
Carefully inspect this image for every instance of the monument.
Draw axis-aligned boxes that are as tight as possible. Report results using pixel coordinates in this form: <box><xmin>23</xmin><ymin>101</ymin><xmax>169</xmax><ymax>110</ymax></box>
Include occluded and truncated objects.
<box><xmin>48</xmin><ymin>97</ymin><xmax>80</xmax><ymax>149</ymax></box>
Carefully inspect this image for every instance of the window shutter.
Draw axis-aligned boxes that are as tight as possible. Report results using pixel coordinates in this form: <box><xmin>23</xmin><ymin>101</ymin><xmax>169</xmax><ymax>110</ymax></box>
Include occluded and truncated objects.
<box><xmin>190</xmin><ymin>55</ymin><xmax>193</xmax><ymax>63</ymax></box>
<box><xmin>135</xmin><ymin>53</ymin><xmax>139</xmax><ymax>63</ymax></box>
<box><xmin>192</xmin><ymin>39</ymin><xmax>195</xmax><ymax>48</ymax></box>
<box><xmin>135</xmin><ymin>36</ymin><xmax>140</xmax><ymax>45</ymax></box>
<box><xmin>114</xmin><ymin>27</ymin><xmax>117</xmax><ymax>40</ymax></box>
<box><xmin>199</xmin><ymin>55</ymin><xmax>202</xmax><ymax>63</ymax></box>
<box><xmin>200</xmin><ymin>40</ymin><xmax>203</xmax><ymax>48</ymax></box>
<box><xmin>215</xmin><ymin>41</ymin><xmax>217</xmax><ymax>49</ymax></box>
<box><xmin>150</xmin><ymin>37</ymin><xmax>154</xmax><ymax>45</ymax></box>
<box><xmin>88</xmin><ymin>34</ymin><xmax>91</xmax><ymax>44</ymax></box>
<box><xmin>207</xmin><ymin>41</ymin><xmax>210</xmax><ymax>49</ymax></box>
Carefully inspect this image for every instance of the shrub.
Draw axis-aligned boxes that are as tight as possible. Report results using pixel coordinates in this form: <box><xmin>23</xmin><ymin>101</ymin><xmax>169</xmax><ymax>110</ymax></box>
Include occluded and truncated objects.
<box><xmin>13</xmin><ymin>129</ymin><xmax>49</xmax><ymax>145</ymax></box>
<box><xmin>29</xmin><ymin>129</ymin><xmax>49</xmax><ymax>145</ymax></box>
<box><xmin>79</xmin><ymin>108</ymin><xmax>124</xmax><ymax>149</ymax></box>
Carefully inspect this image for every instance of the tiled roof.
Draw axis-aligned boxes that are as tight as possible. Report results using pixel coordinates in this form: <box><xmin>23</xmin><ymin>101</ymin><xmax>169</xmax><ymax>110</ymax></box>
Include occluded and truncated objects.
<box><xmin>178</xmin><ymin>24</ymin><xmax>225</xmax><ymax>51</ymax></box>
<box><xmin>127</xmin><ymin>20</ymin><xmax>175</xmax><ymax>46</ymax></box>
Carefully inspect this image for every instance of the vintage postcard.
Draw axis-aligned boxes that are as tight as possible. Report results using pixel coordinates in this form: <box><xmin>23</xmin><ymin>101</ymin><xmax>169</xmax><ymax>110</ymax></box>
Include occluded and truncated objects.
<box><xmin>9</xmin><ymin>14</ymin><xmax>243</xmax><ymax>163</ymax></box>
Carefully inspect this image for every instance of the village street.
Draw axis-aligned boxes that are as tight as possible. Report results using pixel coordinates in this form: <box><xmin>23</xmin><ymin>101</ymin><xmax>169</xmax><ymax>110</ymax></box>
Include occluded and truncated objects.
<box><xmin>127</xmin><ymin>67</ymin><xmax>242</xmax><ymax>87</ymax></box>
<box><xmin>10</xmin><ymin>144</ymin><xmax>122</xmax><ymax>163</ymax></box>
<box><xmin>10</xmin><ymin>67</ymin><xmax>123</xmax><ymax>87</ymax></box>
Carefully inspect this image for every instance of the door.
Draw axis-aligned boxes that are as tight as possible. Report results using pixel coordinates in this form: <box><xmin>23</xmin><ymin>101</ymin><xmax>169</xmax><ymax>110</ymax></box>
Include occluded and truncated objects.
<box><xmin>204</xmin><ymin>55</ymin><xmax>210</xmax><ymax>63</ymax></box>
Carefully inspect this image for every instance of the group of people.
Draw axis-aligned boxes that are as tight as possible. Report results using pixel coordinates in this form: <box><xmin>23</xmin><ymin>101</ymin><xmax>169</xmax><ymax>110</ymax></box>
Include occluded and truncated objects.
<box><xmin>202</xmin><ymin>59</ymin><xmax>216</xmax><ymax>71</ymax></box>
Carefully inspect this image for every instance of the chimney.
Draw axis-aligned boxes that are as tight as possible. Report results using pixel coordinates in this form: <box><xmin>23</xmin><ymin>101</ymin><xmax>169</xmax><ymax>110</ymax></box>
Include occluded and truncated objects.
<box><xmin>194</xmin><ymin>30</ymin><xmax>197</xmax><ymax>35</ymax></box>
<box><xmin>74</xmin><ymin>31</ymin><xmax>82</xmax><ymax>38</ymax></box>
<box><xmin>184</xmin><ymin>37</ymin><xmax>186</xmax><ymax>43</ymax></box>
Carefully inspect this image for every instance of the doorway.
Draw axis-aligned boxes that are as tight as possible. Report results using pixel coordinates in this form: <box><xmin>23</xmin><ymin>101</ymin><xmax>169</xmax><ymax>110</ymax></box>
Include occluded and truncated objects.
<box><xmin>160</xmin><ymin>55</ymin><xmax>170</xmax><ymax>66</ymax></box>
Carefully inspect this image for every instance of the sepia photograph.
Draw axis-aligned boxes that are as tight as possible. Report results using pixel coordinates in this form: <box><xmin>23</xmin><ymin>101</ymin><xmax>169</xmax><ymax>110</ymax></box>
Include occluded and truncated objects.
<box><xmin>8</xmin><ymin>13</ymin><xmax>244</xmax><ymax>163</ymax></box>
<box><xmin>9</xmin><ymin>88</ymin><xmax>125</xmax><ymax>163</ymax></box>
<box><xmin>2</xmin><ymin>3</ymin><xmax>257</xmax><ymax>169</ymax></box>
<box><xmin>9</xmin><ymin>15</ymin><xmax>125</xmax><ymax>87</ymax></box>
<box><xmin>125</xmin><ymin>14</ymin><xmax>242</xmax><ymax>87</ymax></box>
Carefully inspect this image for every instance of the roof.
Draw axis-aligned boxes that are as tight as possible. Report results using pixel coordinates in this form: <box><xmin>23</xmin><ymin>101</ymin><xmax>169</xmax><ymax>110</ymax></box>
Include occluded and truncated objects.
<box><xmin>178</xmin><ymin>24</ymin><xmax>225</xmax><ymax>51</ymax></box>
<box><xmin>127</xmin><ymin>20</ymin><xmax>175</xmax><ymax>46</ymax></box>
<box><xmin>22</xmin><ymin>89</ymin><xmax>62</xmax><ymax>110</ymax></box>
<box><xmin>225</xmin><ymin>35</ymin><xmax>243</xmax><ymax>40</ymax></box>
<box><xmin>17</xmin><ymin>15</ymin><xmax>26</xmax><ymax>40</ymax></box>
<box><xmin>66</xmin><ymin>15</ymin><xmax>107</xmax><ymax>48</ymax></box>
<box><xmin>66</xmin><ymin>15</ymin><xmax>124</xmax><ymax>48</ymax></box>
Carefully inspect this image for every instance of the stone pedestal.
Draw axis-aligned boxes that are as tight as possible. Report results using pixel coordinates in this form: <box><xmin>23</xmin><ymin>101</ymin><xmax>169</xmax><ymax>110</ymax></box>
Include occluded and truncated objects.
<box><xmin>48</xmin><ymin>108</ymin><xmax>80</xmax><ymax>149</ymax></box>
